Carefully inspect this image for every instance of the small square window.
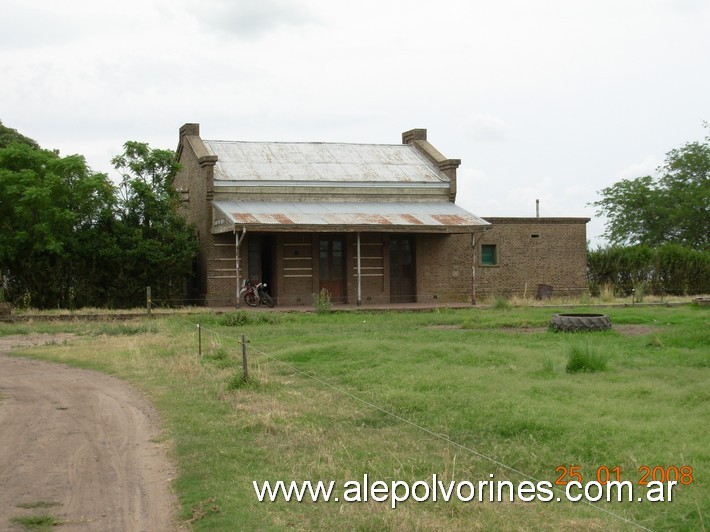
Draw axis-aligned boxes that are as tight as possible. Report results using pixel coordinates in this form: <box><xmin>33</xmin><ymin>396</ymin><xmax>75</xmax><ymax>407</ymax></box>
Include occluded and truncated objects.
<box><xmin>481</xmin><ymin>244</ymin><xmax>497</xmax><ymax>265</ymax></box>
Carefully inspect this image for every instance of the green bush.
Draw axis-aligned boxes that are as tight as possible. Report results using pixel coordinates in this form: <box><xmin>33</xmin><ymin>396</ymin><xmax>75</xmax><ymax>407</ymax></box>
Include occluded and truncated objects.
<box><xmin>253</xmin><ymin>313</ymin><xmax>281</xmax><ymax>325</ymax></box>
<box><xmin>227</xmin><ymin>371</ymin><xmax>247</xmax><ymax>390</ymax></box>
<box><xmin>565</xmin><ymin>342</ymin><xmax>608</xmax><ymax>373</ymax></box>
<box><xmin>220</xmin><ymin>310</ymin><xmax>281</xmax><ymax>326</ymax></box>
<box><xmin>633</xmin><ymin>282</ymin><xmax>646</xmax><ymax>302</ymax></box>
<box><xmin>220</xmin><ymin>311</ymin><xmax>250</xmax><ymax>327</ymax></box>
<box><xmin>588</xmin><ymin>244</ymin><xmax>710</xmax><ymax>296</ymax></box>
<box><xmin>313</xmin><ymin>289</ymin><xmax>332</xmax><ymax>314</ymax></box>
<box><xmin>10</xmin><ymin>514</ymin><xmax>60</xmax><ymax>529</ymax></box>
<box><xmin>493</xmin><ymin>296</ymin><xmax>511</xmax><ymax>310</ymax></box>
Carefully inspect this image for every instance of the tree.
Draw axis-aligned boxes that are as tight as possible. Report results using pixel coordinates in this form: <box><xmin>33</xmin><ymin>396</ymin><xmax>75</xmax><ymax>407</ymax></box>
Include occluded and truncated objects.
<box><xmin>113</xmin><ymin>141</ymin><xmax>180</xmax><ymax>231</ymax></box>
<box><xmin>0</xmin><ymin>126</ymin><xmax>198</xmax><ymax>309</ymax></box>
<box><xmin>0</xmin><ymin>120</ymin><xmax>40</xmax><ymax>149</ymax></box>
<box><xmin>110</xmin><ymin>141</ymin><xmax>198</xmax><ymax>306</ymax></box>
<box><xmin>0</xmin><ymin>142</ymin><xmax>116</xmax><ymax>307</ymax></box>
<box><xmin>592</xmin><ymin>125</ymin><xmax>710</xmax><ymax>250</ymax></box>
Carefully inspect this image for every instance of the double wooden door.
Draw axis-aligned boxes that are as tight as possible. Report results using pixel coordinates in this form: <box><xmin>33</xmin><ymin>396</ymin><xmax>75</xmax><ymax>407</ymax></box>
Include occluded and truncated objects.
<box><xmin>319</xmin><ymin>238</ymin><xmax>345</xmax><ymax>301</ymax></box>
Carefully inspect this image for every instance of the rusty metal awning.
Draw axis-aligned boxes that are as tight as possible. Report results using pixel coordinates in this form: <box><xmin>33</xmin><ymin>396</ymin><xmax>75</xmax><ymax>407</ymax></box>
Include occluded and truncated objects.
<box><xmin>212</xmin><ymin>201</ymin><xmax>489</xmax><ymax>234</ymax></box>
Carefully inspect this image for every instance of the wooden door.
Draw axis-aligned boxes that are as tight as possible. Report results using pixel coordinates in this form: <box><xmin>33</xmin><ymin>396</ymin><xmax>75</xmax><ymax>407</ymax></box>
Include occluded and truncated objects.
<box><xmin>319</xmin><ymin>238</ymin><xmax>346</xmax><ymax>301</ymax></box>
<box><xmin>390</xmin><ymin>237</ymin><xmax>416</xmax><ymax>303</ymax></box>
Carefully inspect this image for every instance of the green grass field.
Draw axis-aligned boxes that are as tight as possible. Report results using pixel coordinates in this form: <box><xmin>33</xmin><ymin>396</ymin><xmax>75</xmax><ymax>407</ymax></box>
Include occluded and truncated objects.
<box><xmin>2</xmin><ymin>304</ymin><xmax>708</xmax><ymax>530</ymax></box>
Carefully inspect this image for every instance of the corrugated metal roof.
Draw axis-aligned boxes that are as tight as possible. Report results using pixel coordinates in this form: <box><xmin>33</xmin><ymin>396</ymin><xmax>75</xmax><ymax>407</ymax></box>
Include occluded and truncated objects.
<box><xmin>212</xmin><ymin>201</ymin><xmax>489</xmax><ymax>234</ymax></box>
<box><xmin>204</xmin><ymin>141</ymin><xmax>448</xmax><ymax>183</ymax></box>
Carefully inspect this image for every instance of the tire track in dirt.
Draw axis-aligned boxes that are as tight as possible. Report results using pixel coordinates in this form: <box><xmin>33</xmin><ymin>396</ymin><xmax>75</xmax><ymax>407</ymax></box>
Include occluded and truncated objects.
<box><xmin>0</xmin><ymin>335</ymin><xmax>178</xmax><ymax>531</ymax></box>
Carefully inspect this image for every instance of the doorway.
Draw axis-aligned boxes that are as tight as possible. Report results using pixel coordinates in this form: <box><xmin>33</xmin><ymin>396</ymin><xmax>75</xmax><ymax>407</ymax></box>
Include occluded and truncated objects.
<box><xmin>319</xmin><ymin>238</ymin><xmax>346</xmax><ymax>302</ymax></box>
<box><xmin>248</xmin><ymin>235</ymin><xmax>275</xmax><ymax>294</ymax></box>
<box><xmin>390</xmin><ymin>237</ymin><xmax>416</xmax><ymax>303</ymax></box>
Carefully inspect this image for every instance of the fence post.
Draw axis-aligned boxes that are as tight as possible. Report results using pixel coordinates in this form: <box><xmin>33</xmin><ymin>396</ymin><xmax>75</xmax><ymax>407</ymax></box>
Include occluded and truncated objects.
<box><xmin>198</xmin><ymin>324</ymin><xmax>202</xmax><ymax>357</ymax></box>
<box><xmin>146</xmin><ymin>286</ymin><xmax>152</xmax><ymax>317</ymax></box>
<box><xmin>241</xmin><ymin>333</ymin><xmax>248</xmax><ymax>382</ymax></box>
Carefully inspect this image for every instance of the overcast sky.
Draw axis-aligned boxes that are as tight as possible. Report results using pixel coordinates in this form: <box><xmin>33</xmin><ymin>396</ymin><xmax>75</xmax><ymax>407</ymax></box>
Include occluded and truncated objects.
<box><xmin>2</xmin><ymin>0</ymin><xmax>709</xmax><ymax>246</ymax></box>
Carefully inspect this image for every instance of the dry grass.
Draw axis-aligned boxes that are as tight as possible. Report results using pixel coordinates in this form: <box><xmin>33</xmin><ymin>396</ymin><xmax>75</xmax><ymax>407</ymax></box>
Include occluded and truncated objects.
<box><xmin>498</xmin><ymin>290</ymin><xmax>702</xmax><ymax>308</ymax></box>
<box><xmin>3</xmin><ymin>305</ymin><xmax>707</xmax><ymax>531</ymax></box>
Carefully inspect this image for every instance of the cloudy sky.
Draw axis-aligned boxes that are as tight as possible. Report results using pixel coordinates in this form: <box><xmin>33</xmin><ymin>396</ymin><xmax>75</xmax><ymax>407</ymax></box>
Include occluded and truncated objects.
<box><xmin>2</xmin><ymin>0</ymin><xmax>709</xmax><ymax>245</ymax></box>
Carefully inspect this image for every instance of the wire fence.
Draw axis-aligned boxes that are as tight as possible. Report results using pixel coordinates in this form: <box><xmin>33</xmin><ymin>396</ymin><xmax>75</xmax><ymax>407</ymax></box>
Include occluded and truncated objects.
<box><xmin>150</xmin><ymin>284</ymin><xmax>709</xmax><ymax>310</ymax></box>
<box><xmin>187</xmin><ymin>317</ymin><xmax>652</xmax><ymax>530</ymax></box>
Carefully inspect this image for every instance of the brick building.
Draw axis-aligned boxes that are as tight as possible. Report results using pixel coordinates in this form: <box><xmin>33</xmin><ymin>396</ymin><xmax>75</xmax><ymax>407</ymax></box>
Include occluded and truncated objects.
<box><xmin>475</xmin><ymin>217</ymin><xmax>590</xmax><ymax>300</ymax></box>
<box><xmin>174</xmin><ymin>123</ymin><xmax>589</xmax><ymax>306</ymax></box>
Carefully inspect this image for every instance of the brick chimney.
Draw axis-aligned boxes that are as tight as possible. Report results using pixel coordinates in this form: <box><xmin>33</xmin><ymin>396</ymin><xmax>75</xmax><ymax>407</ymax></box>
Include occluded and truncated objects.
<box><xmin>402</xmin><ymin>128</ymin><xmax>461</xmax><ymax>202</ymax></box>
<box><xmin>180</xmin><ymin>123</ymin><xmax>200</xmax><ymax>138</ymax></box>
<box><xmin>402</xmin><ymin>128</ymin><xmax>428</xmax><ymax>144</ymax></box>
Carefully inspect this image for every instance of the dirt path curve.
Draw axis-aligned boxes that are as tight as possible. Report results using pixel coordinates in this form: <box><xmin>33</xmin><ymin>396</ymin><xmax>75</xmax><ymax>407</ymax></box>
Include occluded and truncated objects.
<box><xmin>0</xmin><ymin>334</ymin><xmax>179</xmax><ymax>531</ymax></box>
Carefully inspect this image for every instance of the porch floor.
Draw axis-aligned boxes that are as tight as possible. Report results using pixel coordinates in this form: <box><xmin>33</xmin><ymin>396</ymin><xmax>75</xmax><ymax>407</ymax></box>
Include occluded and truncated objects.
<box><xmin>214</xmin><ymin>301</ymin><xmax>475</xmax><ymax>313</ymax></box>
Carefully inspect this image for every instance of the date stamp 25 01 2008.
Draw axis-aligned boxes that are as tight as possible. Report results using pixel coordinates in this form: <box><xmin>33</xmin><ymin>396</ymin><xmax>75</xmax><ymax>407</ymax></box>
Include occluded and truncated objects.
<box><xmin>555</xmin><ymin>465</ymin><xmax>694</xmax><ymax>486</ymax></box>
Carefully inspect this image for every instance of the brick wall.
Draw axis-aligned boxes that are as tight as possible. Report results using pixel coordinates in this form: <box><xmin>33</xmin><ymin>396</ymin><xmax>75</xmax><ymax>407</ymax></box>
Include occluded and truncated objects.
<box><xmin>278</xmin><ymin>233</ymin><xmax>315</xmax><ymax>305</ymax></box>
<box><xmin>204</xmin><ymin>233</ymin><xmax>243</xmax><ymax>306</ymax></box>
<box><xmin>475</xmin><ymin>218</ymin><xmax>590</xmax><ymax>298</ymax></box>
<box><xmin>175</xmin><ymin>124</ymin><xmax>224</xmax><ymax>304</ymax></box>
<box><xmin>417</xmin><ymin>234</ymin><xmax>473</xmax><ymax>302</ymax></box>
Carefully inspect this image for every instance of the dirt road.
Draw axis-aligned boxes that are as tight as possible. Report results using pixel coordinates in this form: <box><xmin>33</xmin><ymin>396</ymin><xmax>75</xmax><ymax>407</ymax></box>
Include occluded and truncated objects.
<box><xmin>0</xmin><ymin>335</ymin><xmax>178</xmax><ymax>531</ymax></box>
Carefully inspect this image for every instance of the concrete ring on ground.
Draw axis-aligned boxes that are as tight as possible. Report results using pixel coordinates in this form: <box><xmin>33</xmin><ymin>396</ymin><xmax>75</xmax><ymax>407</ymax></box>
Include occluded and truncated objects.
<box><xmin>550</xmin><ymin>313</ymin><xmax>612</xmax><ymax>332</ymax></box>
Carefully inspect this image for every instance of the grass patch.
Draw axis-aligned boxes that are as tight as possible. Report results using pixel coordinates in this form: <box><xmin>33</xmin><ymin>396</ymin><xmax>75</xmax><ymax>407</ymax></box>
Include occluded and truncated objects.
<box><xmin>219</xmin><ymin>310</ymin><xmax>281</xmax><ymax>327</ymax></box>
<box><xmin>538</xmin><ymin>354</ymin><xmax>557</xmax><ymax>376</ymax></box>
<box><xmin>15</xmin><ymin>502</ymin><xmax>60</xmax><ymax>509</ymax></box>
<box><xmin>493</xmin><ymin>296</ymin><xmax>512</xmax><ymax>310</ymax></box>
<box><xmin>10</xmin><ymin>514</ymin><xmax>60</xmax><ymax>529</ymax></box>
<box><xmin>3</xmin><ymin>304</ymin><xmax>708</xmax><ymax>530</ymax></box>
<box><xmin>90</xmin><ymin>322</ymin><xmax>158</xmax><ymax>336</ymax></box>
<box><xmin>565</xmin><ymin>341</ymin><xmax>608</xmax><ymax>373</ymax></box>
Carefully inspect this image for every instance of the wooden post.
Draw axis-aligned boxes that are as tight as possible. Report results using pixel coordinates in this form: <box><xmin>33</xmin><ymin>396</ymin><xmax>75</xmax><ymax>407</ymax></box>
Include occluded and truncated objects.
<box><xmin>471</xmin><ymin>234</ymin><xmax>477</xmax><ymax>306</ymax></box>
<box><xmin>356</xmin><ymin>232</ymin><xmax>362</xmax><ymax>306</ymax></box>
<box><xmin>146</xmin><ymin>286</ymin><xmax>152</xmax><ymax>317</ymax></box>
<box><xmin>235</xmin><ymin>230</ymin><xmax>240</xmax><ymax>307</ymax></box>
<box><xmin>235</xmin><ymin>226</ymin><xmax>246</xmax><ymax>307</ymax></box>
<box><xmin>198</xmin><ymin>324</ymin><xmax>202</xmax><ymax>357</ymax></box>
<box><xmin>241</xmin><ymin>334</ymin><xmax>248</xmax><ymax>382</ymax></box>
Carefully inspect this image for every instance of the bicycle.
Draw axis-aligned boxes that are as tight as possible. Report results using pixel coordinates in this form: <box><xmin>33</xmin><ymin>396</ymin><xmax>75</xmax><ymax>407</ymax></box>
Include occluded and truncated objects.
<box><xmin>239</xmin><ymin>279</ymin><xmax>275</xmax><ymax>308</ymax></box>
